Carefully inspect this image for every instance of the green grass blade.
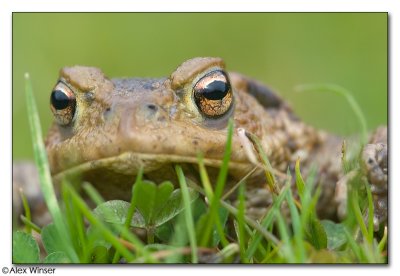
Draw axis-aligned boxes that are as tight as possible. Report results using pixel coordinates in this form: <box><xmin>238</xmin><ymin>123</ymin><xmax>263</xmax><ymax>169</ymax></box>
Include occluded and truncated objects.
<box><xmin>286</xmin><ymin>189</ymin><xmax>306</xmax><ymax>262</ymax></box>
<box><xmin>214</xmin><ymin>119</ymin><xmax>234</xmax><ymax>196</ymax></box>
<box><xmin>198</xmin><ymin>157</ymin><xmax>229</xmax><ymax>248</ymax></box>
<box><xmin>214</xmin><ymin>216</ymin><xmax>230</xmax><ymax>248</ymax></box>
<box><xmin>218</xmin><ymin>243</ymin><xmax>240</xmax><ymax>262</ymax></box>
<box><xmin>295</xmin><ymin>158</ymin><xmax>305</xmax><ymax>200</ymax></box>
<box><xmin>186</xmin><ymin>180</ymin><xmax>280</xmax><ymax>248</ymax></box>
<box><xmin>18</xmin><ymin>188</ymin><xmax>32</xmax><ymax>234</ymax></box>
<box><xmin>62</xmin><ymin>179</ymin><xmax>88</xmax><ymax>261</ymax></box>
<box><xmin>299</xmin><ymin>166</ymin><xmax>319</xmax><ymax>228</ymax></box>
<box><xmin>220</xmin><ymin>200</ymin><xmax>280</xmax><ymax>246</ymax></box>
<box><xmin>175</xmin><ymin>165</ymin><xmax>198</xmax><ymax>263</ymax></box>
<box><xmin>245</xmin><ymin>131</ymin><xmax>277</xmax><ymax>193</ymax></box>
<box><xmin>245</xmin><ymin>186</ymin><xmax>289</xmax><ymax>259</ymax></box>
<box><xmin>124</xmin><ymin>169</ymin><xmax>143</xmax><ymax>230</ymax></box>
<box><xmin>378</xmin><ymin>226</ymin><xmax>387</xmax><ymax>253</ymax></box>
<box><xmin>260</xmin><ymin>243</ymin><xmax>281</xmax><ymax>263</ymax></box>
<box><xmin>295</xmin><ymin>83</ymin><xmax>368</xmax><ymax>144</ymax></box>
<box><xmin>222</xmin><ymin>167</ymin><xmax>257</xmax><ymax>200</ymax></box>
<box><xmin>301</xmin><ymin>184</ymin><xmax>321</xmax><ymax>228</ymax></box>
<box><xmin>276</xmin><ymin>211</ymin><xmax>295</xmax><ymax>262</ymax></box>
<box><xmin>63</xmin><ymin>182</ymin><xmax>137</xmax><ymax>262</ymax></box>
<box><xmin>71</xmin><ymin>196</ymin><xmax>87</xmax><ymax>260</ymax></box>
<box><xmin>197</xmin><ymin>154</ymin><xmax>214</xmax><ymax>201</ymax></box>
<box><xmin>199</xmin><ymin>119</ymin><xmax>233</xmax><ymax>246</ymax></box>
<box><xmin>20</xmin><ymin>215</ymin><xmax>41</xmax><ymax>234</ymax></box>
<box><xmin>61</xmin><ymin>183</ymin><xmax>80</xmax><ymax>259</ymax></box>
<box><xmin>275</xmin><ymin>171</ymin><xmax>296</xmax><ymax>263</ymax></box>
<box><xmin>364</xmin><ymin>180</ymin><xmax>374</xmax><ymax>243</ymax></box>
<box><xmin>112</xmin><ymin>169</ymin><xmax>142</xmax><ymax>263</ymax></box>
<box><xmin>344</xmin><ymin>229</ymin><xmax>362</xmax><ymax>261</ymax></box>
<box><xmin>166</xmin><ymin>213</ymin><xmax>188</xmax><ymax>263</ymax></box>
<box><xmin>237</xmin><ymin>183</ymin><xmax>248</xmax><ymax>263</ymax></box>
<box><xmin>24</xmin><ymin>73</ymin><xmax>79</xmax><ymax>262</ymax></box>
<box><xmin>82</xmin><ymin>182</ymin><xmax>105</xmax><ymax>205</ymax></box>
<box><xmin>351</xmin><ymin>190</ymin><xmax>370</xmax><ymax>244</ymax></box>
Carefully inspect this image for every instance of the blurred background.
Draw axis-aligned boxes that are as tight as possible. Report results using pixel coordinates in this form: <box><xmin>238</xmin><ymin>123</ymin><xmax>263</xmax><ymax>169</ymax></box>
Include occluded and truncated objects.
<box><xmin>13</xmin><ymin>13</ymin><xmax>387</xmax><ymax>160</ymax></box>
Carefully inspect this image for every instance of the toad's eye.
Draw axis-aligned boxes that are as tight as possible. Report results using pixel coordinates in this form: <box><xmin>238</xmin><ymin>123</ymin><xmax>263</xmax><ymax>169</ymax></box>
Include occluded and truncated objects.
<box><xmin>193</xmin><ymin>70</ymin><xmax>233</xmax><ymax>118</ymax></box>
<box><xmin>50</xmin><ymin>82</ymin><xmax>76</xmax><ymax>126</ymax></box>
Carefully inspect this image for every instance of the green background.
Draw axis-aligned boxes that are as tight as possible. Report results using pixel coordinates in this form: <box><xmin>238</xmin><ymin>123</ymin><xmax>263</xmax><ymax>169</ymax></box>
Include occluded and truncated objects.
<box><xmin>13</xmin><ymin>13</ymin><xmax>387</xmax><ymax>159</ymax></box>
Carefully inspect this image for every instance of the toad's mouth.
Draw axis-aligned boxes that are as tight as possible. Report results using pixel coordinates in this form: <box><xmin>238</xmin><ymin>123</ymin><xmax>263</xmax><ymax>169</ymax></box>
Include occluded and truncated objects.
<box><xmin>52</xmin><ymin>151</ymin><xmax>255</xmax><ymax>184</ymax></box>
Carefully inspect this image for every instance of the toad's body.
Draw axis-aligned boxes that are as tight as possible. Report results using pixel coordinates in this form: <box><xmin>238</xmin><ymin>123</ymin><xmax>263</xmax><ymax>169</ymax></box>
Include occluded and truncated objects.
<box><xmin>45</xmin><ymin>57</ymin><xmax>387</xmax><ymax>223</ymax></box>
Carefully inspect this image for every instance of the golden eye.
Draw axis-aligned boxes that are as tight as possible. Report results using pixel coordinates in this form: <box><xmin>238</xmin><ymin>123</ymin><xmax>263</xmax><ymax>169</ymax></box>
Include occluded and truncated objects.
<box><xmin>193</xmin><ymin>70</ymin><xmax>233</xmax><ymax>118</ymax></box>
<box><xmin>50</xmin><ymin>81</ymin><xmax>76</xmax><ymax>126</ymax></box>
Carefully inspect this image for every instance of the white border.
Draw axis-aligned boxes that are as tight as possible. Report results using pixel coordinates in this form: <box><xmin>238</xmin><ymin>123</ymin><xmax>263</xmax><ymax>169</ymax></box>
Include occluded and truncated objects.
<box><xmin>1</xmin><ymin>0</ymin><xmax>397</xmax><ymax>275</ymax></box>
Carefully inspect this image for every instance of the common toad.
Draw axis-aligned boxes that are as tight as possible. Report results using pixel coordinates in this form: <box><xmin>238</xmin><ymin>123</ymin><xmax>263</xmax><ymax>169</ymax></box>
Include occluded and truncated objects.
<box><xmin>45</xmin><ymin>57</ymin><xmax>387</xmax><ymax>227</ymax></box>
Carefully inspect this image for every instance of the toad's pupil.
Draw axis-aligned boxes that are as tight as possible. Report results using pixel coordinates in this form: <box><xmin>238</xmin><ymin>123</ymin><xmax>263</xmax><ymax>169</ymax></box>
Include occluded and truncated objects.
<box><xmin>51</xmin><ymin>90</ymin><xmax>70</xmax><ymax>110</ymax></box>
<box><xmin>201</xmin><ymin>80</ymin><xmax>229</xmax><ymax>100</ymax></box>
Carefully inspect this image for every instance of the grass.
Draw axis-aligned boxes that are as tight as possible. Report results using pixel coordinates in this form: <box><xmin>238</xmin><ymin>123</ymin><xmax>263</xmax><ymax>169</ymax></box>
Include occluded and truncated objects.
<box><xmin>12</xmin><ymin>76</ymin><xmax>387</xmax><ymax>264</ymax></box>
<box><xmin>295</xmin><ymin>83</ymin><xmax>369</xmax><ymax>144</ymax></box>
<box><xmin>175</xmin><ymin>165</ymin><xmax>198</xmax><ymax>263</ymax></box>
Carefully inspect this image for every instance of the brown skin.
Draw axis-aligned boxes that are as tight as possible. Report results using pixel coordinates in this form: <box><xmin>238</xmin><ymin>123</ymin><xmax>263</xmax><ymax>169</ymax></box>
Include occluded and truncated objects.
<box><xmin>45</xmin><ymin>57</ymin><xmax>387</xmax><ymax>224</ymax></box>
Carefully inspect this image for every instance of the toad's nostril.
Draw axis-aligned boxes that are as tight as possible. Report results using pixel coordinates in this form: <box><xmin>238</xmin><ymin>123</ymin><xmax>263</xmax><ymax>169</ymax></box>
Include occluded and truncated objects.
<box><xmin>103</xmin><ymin>107</ymin><xmax>112</xmax><ymax>120</ymax></box>
<box><xmin>146</xmin><ymin>104</ymin><xmax>158</xmax><ymax>111</ymax></box>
